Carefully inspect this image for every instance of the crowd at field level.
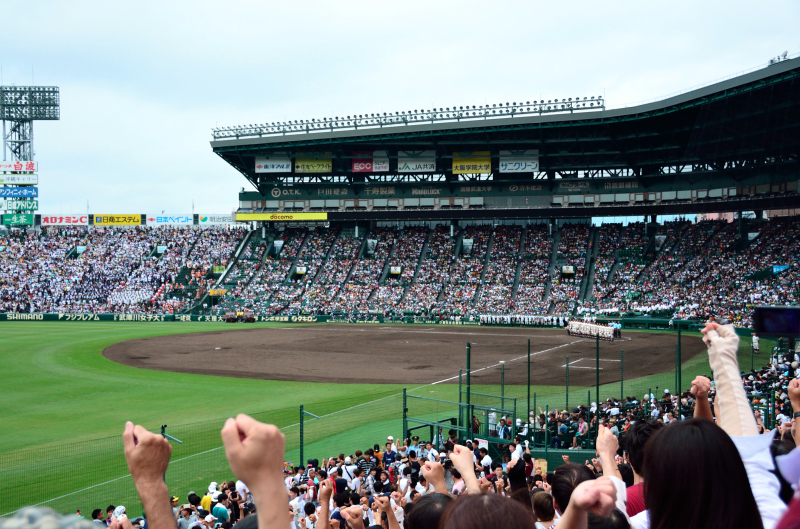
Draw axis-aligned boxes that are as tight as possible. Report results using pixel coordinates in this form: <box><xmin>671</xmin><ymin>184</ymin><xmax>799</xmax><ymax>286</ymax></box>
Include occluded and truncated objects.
<box><xmin>5</xmin><ymin>324</ymin><xmax>800</xmax><ymax>529</ymax></box>
<box><xmin>1</xmin><ymin>217</ymin><xmax>798</xmax><ymax>325</ymax></box>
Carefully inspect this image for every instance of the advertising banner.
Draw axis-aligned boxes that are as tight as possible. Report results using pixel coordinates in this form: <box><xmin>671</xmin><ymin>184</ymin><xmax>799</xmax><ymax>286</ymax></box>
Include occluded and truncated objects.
<box><xmin>773</xmin><ymin>265</ymin><xmax>790</xmax><ymax>274</ymax></box>
<box><xmin>146</xmin><ymin>214</ymin><xmax>193</xmax><ymax>225</ymax></box>
<box><xmin>499</xmin><ymin>150</ymin><xmax>539</xmax><ymax>173</ymax></box>
<box><xmin>295</xmin><ymin>266</ymin><xmax>307</xmax><ymax>275</ymax></box>
<box><xmin>156</xmin><ymin>245</ymin><xmax>168</xmax><ymax>253</ymax></box>
<box><xmin>561</xmin><ymin>265</ymin><xmax>575</xmax><ymax>274</ymax></box>
<box><xmin>366</xmin><ymin>239</ymin><xmax>378</xmax><ymax>255</ymax></box>
<box><xmin>273</xmin><ymin>240</ymin><xmax>284</xmax><ymax>255</ymax></box>
<box><xmin>0</xmin><ymin>174</ymin><xmax>38</xmax><ymax>184</ymax></box>
<box><xmin>209</xmin><ymin>289</ymin><xmax>228</xmax><ymax>296</ymax></box>
<box><xmin>462</xmin><ymin>238</ymin><xmax>474</xmax><ymax>254</ymax></box>
<box><xmin>294</xmin><ymin>154</ymin><xmax>333</xmax><ymax>173</ymax></box>
<box><xmin>2</xmin><ymin>213</ymin><xmax>34</xmax><ymax>226</ymax></box>
<box><xmin>198</xmin><ymin>214</ymin><xmax>234</xmax><ymax>224</ymax></box>
<box><xmin>655</xmin><ymin>235</ymin><xmax>667</xmax><ymax>250</ymax></box>
<box><xmin>1</xmin><ymin>199</ymin><xmax>38</xmax><ymax>211</ymax></box>
<box><xmin>397</xmin><ymin>150</ymin><xmax>436</xmax><ymax>172</ymax></box>
<box><xmin>390</xmin><ymin>266</ymin><xmax>402</xmax><ymax>274</ymax></box>
<box><xmin>41</xmin><ymin>215</ymin><xmax>88</xmax><ymax>225</ymax></box>
<box><xmin>452</xmin><ymin>151</ymin><xmax>491</xmax><ymax>174</ymax></box>
<box><xmin>212</xmin><ymin>265</ymin><xmax>226</xmax><ymax>273</ymax></box>
<box><xmin>0</xmin><ymin>161</ymin><xmax>37</xmax><ymax>172</ymax></box>
<box><xmin>255</xmin><ymin>155</ymin><xmax>292</xmax><ymax>173</ymax></box>
<box><xmin>352</xmin><ymin>150</ymin><xmax>390</xmax><ymax>172</ymax></box>
<box><xmin>94</xmin><ymin>214</ymin><xmax>141</xmax><ymax>226</ymax></box>
<box><xmin>76</xmin><ymin>246</ymin><xmax>87</xmax><ymax>254</ymax></box>
<box><xmin>0</xmin><ymin>187</ymin><xmax>37</xmax><ymax>198</ymax></box>
<box><xmin>236</xmin><ymin>212</ymin><xmax>328</xmax><ymax>222</ymax></box>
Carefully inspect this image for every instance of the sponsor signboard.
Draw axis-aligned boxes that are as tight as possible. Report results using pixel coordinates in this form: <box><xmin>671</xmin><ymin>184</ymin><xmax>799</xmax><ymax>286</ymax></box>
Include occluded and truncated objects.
<box><xmin>0</xmin><ymin>161</ymin><xmax>37</xmax><ymax>172</ymax></box>
<box><xmin>295</xmin><ymin>266</ymin><xmax>307</xmax><ymax>275</ymax></box>
<box><xmin>748</xmin><ymin>232</ymin><xmax>760</xmax><ymax>241</ymax></box>
<box><xmin>462</xmin><ymin>238</ymin><xmax>474</xmax><ymax>254</ymax></box>
<box><xmin>773</xmin><ymin>265</ymin><xmax>790</xmax><ymax>274</ymax></box>
<box><xmin>2</xmin><ymin>213</ymin><xmax>34</xmax><ymax>226</ymax></box>
<box><xmin>366</xmin><ymin>239</ymin><xmax>378</xmax><ymax>255</ymax></box>
<box><xmin>452</xmin><ymin>151</ymin><xmax>491</xmax><ymax>174</ymax></box>
<box><xmin>156</xmin><ymin>245</ymin><xmax>168</xmax><ymax>253</ymax></box>
<box><xmin>41</xmin><ymin>215</ymin><xmax>88</xmax><ymax>225</ymax></box>
<box><xmin>2</xmin><ymin>199</ymin><xmax>38</xmax><ymax>211</ymax></box>
<box><xmin>146</xmin><ymin>215</ymin><xmax>193</xmax><ymax>225</ymax></box>
<box><xmin>294</xmin><ymin>154</ymin><xmax>333</xmax><ymax>173</ymax></box>
<box><xmin>198</xmin><ymin>214</ymin><xmax>234</xmax><ymax>224</ymax></box>
<box><xmin>273</xmin><ymin>240</ymin><xmax>285</xmax><ymax>255</ymax></box>
<box><xmin>76</xmin><ymin>246</ymin><xmax>87</xmax><ymax>254</ymax></box>
<box><xmin>390</xmin><ymin>266</ymin><xmax>402</xmax><ymax>274</ymax></box>
<box><xmin>499</xmin><ymin>150</ymin><xmax>539</xmax><ymax>173</ymax></box>
<box><xmin>0</xmin><ymin>187</ymin><xmax>37</xmax><ymax>198</ymax></box>
<box><xmin>236</xmin><ymin>212</ymin><xmax>328</xmax><ymax>222</ymax></box>
<box><xmin>0</xmin><ymin>174</ymin><xmax>38</xmax><ymax>184</ymax></box>
<box><xmin>212</xmin><ymin>265</ymin><xmax>226</xmax><ymax>273</ymax></box>
<box><xmin>561</xmin><ymin>265</ymin><xmax>575</xmax><ymax>274</ymax></box>
<box><xmin>255</xmin><ymin>155</ymin><xmax>292</xmax><ymax>173</ymax></box>
<box><xmin>352</xmin><ymin>150</ymin><xmax>390</xmax><ymax>172</ymax></box>
<box><xmin>94</xmin><ymin>214</ymin><xmax>141</xmax><ymax>226</ymax></box>
<box><xmin>397</xmin><ymin>150</ymin><xmax>436</xmax><ymax>172</ymax></box>
<box><xmin>209</xmin><ymin>289</ymin><xmax>228</xmax><ymax>296</ymax></box>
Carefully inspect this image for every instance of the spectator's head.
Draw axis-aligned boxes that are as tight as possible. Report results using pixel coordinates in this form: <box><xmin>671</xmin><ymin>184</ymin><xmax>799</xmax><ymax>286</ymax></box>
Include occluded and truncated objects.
<box><xmin>303</xmin><ymin>503</ymin><xmax>315</xmax><ymax>517</ymax></box>
<box><xmin>406</xmin><ymin>493</ymin><xmax>452</xmax><ymax>529</ymax></box>
<box><xmin>288</xmin><ymin>487</ymin><xmax>300</xmax><ymax>499</ymax></box>
<box><xmin>531</xmin><ymin>491</ymin><xmax>554</xmax><ymax>523</ymax></box>
<box><xmin>439</xmin><ymin>493</ymin><xmax>534</xmax><ymax>529</ymax></box>
<box><xmin>91</xmin><ymin>510</ymin><xmax>103</xmax><ymax>521</ymax></box>
<box><xmin>621</xmin><ymin>420</ymin><xmax>664</xmax><ymax>477</ymax></box>
<box><xmin>616</xmin><ymin>463</ymin><xmax>634</xmax><ymax>488</ymax></box>
<box><xmin>409</xmin><ymin>450</ymin><xmax>417</xmax><ymax>459</ymax></box>
<box><xmin>643</xmin><ymin>418</ymin><xmax>762</xmax><ymax>529</ymax></box>
<box><xmin>333</xmin><ymin>492</ymin><xmax>349</xmax><ymax>508</ymax></box>
<box><xmin>587</xmin><ymin>509</ymin><xmax>629</xmax><ymax>529</ymax></box>
<box><xmin>550</xmin><ymin>463</ymin><xmax>595</xmax><ymax>515</ymax></box>
<box><xmin>106</xmin><ymin>506</ymin><xmax>115</xmax><ymax>518</ymax></box>
<box><xmin>187</xmin><ymin>493</ymin><xmax>200</xmax><ymax>507</ymax></box>
<box><xmin>478</xmin><ymin>448</ymin><xmax>488</xmax><ymax>457</ymax></box>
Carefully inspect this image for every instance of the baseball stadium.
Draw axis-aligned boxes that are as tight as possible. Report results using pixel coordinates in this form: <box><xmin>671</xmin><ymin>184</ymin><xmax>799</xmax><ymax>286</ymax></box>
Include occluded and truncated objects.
<box><xmin>2</xmin><ymin>50</ymin><xmax>800</xmax><ymax>529</ymax></box>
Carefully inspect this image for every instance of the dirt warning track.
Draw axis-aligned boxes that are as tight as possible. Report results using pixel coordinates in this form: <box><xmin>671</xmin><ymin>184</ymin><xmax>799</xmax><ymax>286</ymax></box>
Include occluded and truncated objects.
<box><xmin>103</xmin><ymin>325</ymin><xmax>705</xmax><ymax>386</ymax></box>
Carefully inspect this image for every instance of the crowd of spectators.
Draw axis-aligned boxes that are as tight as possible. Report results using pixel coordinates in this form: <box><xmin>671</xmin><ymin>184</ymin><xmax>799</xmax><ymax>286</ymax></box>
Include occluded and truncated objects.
<box><xmin>30</xmin><ymin>322</ymin><xmax>800</xmax><ymax>529</ymax></box>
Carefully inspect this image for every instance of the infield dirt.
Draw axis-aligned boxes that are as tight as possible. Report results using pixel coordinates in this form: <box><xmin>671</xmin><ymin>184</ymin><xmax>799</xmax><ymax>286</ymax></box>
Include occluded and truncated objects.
<box><xmin>103</xmin><ymin>324</ymin><xmax>706</xmax><ymax>386</ymax></box>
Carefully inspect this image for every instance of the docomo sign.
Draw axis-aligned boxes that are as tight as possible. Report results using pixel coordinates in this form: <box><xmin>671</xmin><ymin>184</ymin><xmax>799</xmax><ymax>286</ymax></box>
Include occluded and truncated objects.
<box><xmin>41</xmin><ymin>215</ymin><xmax>89</xmax><ymax>226</ymax></box>
<box><xmin>352</xmin><ymin>150</ymin><xmax>389</xmax><ymax>172</ymax></box>
<box><xmin>236</xmin><ymin>212</ymin><xmax>328</xmax><ymax>222</ymax></box>
<box><xmin>0</xmin><ymin>161</ymin><xmax>37</xmax><ymax>172</ymax></box>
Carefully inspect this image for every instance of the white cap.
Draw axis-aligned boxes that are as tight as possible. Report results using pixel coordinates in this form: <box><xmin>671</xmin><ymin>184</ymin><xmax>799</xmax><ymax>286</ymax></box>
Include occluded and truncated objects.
<box><xmin>664</xmin><ymin>389</ymin><xmax>670</xmax><ymax>394</ymax></box>
<box><xmin>211</xmin><ymin>491</ymin><xmax>221</xmax><ymax>501</ymax></box>
<box><xmin>208</xmin><ymin>482</ymin><xmax>218</xmax><ymax>493</ymax></box>
<box><xmin>204</xmin><ymin>515</ymin><xmax>216</xmax><ymax>523</ymax></box>
<box><xmin>345</xmin><ymin>456</ymin><xmax>352</xmax><ymax>464</ymax></box>
<box><xmin>516</xmin><ymin>418</ymin><xmax>522</xmax><ymax>425</ymax></box>
<box><xmin>387</xmin><ymin>436</ymin><xmax>394</xmax><ymax>441</ymax></box>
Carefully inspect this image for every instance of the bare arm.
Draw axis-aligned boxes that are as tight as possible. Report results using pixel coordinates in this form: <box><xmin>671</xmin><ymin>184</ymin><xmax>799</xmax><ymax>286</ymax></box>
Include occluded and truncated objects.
<box><xmin>421</xmin><ymin>461</ymin><xmax>449</xmax><ymax>496</ymax></box>
<box><xmin>122</xmin><ymin>422</ymin><xmax>174</xmax><ymax>529</ymax></box>
<box><xmin>450</xmin><ymin>445</ymin><xmax>482</xmax><ymax>494</ymax></box>
<box><xmin>691</xmin><ymin>376</ymin><xmax>713</xmax><ymax>421</ymax></box>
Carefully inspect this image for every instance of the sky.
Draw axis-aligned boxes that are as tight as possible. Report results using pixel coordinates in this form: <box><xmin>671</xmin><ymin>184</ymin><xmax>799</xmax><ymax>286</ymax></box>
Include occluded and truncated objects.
<box><xmin>2</xmin><ymin>0</ymin><xmax>798</xmax><ymax>215</ymax></box>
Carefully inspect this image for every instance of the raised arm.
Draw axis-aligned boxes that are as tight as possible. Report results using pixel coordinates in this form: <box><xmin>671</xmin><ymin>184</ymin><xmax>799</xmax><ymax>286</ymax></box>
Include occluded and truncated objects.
<box><xmin>122</xmin><ymin>422</ymin><xmax>174</xmax><ymax>529</ymax></box>
<box><xmin>449</xmin><ymin>445</ymin><xmax>481</xmax><ymax>494</ymax></box>
<box><xmin>691</xmin><ymin>376</ymin><xmax>713</xmax><ymax>421</ymax></box>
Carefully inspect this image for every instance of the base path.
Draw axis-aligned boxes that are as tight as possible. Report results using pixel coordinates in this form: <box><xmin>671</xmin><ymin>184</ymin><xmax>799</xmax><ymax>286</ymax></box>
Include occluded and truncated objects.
<box><xmin>103</xmin><ymin>325</ymin><xmax>706</xmax><ymax>385</ymax></box>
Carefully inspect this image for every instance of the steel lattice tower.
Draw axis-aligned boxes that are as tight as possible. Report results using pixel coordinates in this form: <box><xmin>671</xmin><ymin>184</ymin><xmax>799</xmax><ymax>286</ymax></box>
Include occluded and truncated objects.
<box><xmin>1</xmin><ymin>86</ymin><xmax>60</xmax><ymax>162</ymax></box>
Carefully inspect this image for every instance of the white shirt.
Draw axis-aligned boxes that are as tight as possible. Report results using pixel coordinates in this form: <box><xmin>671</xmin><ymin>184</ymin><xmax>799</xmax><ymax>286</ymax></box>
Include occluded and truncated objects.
<box><xmin>480</xmin><ymin>455</ymin><xmax>492</xmax><ymax>468</ymax></box>
<box><xmin>236</xmin><ymin>480</ymin><xmax>248</xmax><ymax>500</ymax></box>
<box><xmin>511</xmin><ymin>445</ymin><xmax>523</xmax><ymax>460</ymax></box>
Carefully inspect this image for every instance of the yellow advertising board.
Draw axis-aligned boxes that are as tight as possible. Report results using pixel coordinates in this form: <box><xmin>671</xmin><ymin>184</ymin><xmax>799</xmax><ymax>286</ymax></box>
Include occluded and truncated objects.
<box><xmin>236</xmin><ymin>212</ymin><xmax>328</xmax><ymax>222</ymax></box>
<box><xmin>294</xmin><ymin>156</ymin><xmax>333</xmax><ymax>173</ymax></box>
<box><xmin>209</xmin><ymin>289</ymin><xmax>228</xmax><ymax>296</ymax></box>
<box><xmin>94</xmin><ymin>214</ymin><xmax>141</xmax><ymax>226</ymax></box>
<box><xmin>452</xmin><ymin>151</ymin><xmax>492</xmax><ymax>174</ymax></box>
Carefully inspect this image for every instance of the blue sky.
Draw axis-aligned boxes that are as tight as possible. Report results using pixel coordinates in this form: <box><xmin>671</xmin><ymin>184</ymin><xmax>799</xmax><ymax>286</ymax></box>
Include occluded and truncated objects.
<box><xmin>2</xmin><ymin>0</ymin><xmax>798</xmax><ymax>214</ymax></box>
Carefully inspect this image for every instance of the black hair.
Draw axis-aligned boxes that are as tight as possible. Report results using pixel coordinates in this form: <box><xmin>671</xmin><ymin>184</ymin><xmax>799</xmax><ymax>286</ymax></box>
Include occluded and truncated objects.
<box><xmin>479</xmin><ymin>448</ymin><xmax>488</xmax><ymax>455</ymax></box>
<box><xmin>616</xmin><ymin>463</ymin><xmax>634</xmax><ymax>489</ymax></box>
<box><xmin>407</xmin><ymin>493</ymin><xmax>452</xmax><ymax>528</ymax></box>
<box><xmin>549</xmin><ymin>463</ymin><xmax>595</xmax><ymax>515</ymax></box>
<box><xmin>451</xmin><ymin>469</ymin><xmax>462</xmax><ymax>479</ymax></box>
<box><xmin>303</xmin><ymin>503</ymin><xmax>316</xmax><ymax>516</ymax></box>
<box><xmin>217</xmin><ymin>493</ymin><xmax>228</xmax><ymax>502</ymax></box>
<box><xmin>235</xmin><ymin>515</ymin><xmax>258</xmax><ymax>529</ymax></box>
<box><xmin>349</xmin><ymin>493</ymin><xmax>361</xmax><ymax>506</ymax></box>
<box><xmin>333</xmin><ymin>492</ymin><xmax>349</xmax><ymax>508</ymax></box>
<box><xmin>620</xmin><ymin>420</ymin><xmax>664</xmax><ymax>475</ymax></box>
<box><xmin>643</xmin><ymin>418</ymin><xmax>763</xmax><ymax>529</ymax></box>
<box><xmin>409</xmin><ymin>450</ymin><xmax>417</xmax><ymax>458</ymax></box>
<box><xmin>289</xmin><ymin>486</ymin><xmax>300</xmax><ymax>496</ymax></box>
<box><xmin>106</xmin><ymin>506</ymin><xmax>115</xmax><ymax>513</ymax></box>
<box><xmin>91</xmin><ymin>509</ymin><xmax>103</xmax><ymax>520</ymax></box>
<box><xmin>587</xmin><ymin>509</ymin><xmax>629</xmax><ymax>529</ymax></box>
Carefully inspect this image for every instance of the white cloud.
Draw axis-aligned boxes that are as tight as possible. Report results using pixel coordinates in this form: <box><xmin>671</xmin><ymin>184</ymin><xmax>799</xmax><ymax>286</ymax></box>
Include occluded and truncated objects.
<box><xmin>1</xmin><ymin>0</ymin><xmax>798</xmax><ymax>213</ymax></box>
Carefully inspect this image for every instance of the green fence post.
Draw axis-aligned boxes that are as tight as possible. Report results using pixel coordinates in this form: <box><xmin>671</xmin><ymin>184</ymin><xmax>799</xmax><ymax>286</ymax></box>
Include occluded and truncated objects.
<box><xmin>647</xmin><ymin>387</ymin><xmax>651</xmax><ymax>419</ymax></box>
<box><xmin>545</xmin><ymin>404</ymin><xmax>549</xmax><ymax>461</ymax></box>
<box><xmin>751</xmin><ymin>338</ymin><xmax>754</xmax><ymax>372</ymax></box>
<box><xmin>533</xmin><ymin>392</ymin><xmax>537</xmax><ymax>431</ymax></box>
<box><xmin>587</xmin><ymin>390</ymin><xmax>590</xmax><ymax>409</ymax></box>
<box><xmin>299</xmin><ymin>404</ymin><xmax>304</xmax><ymax>469</ymax></box>
<box><xmin>566</xmin><ymin>356</ymin><xmax>569</xmax><ymax>412</ymax></box>
<box><xmin>770</xmin><ymin>388</ymin><xmax>776</xmax><ymax>430</ymax></box>
<box><xmin>501</xmin><ymin>361</ymin><xmax>505</xmax><ymax>412</ymax></box>
<box><xmin>620</xmin><ymin>349</ymin><xmax>624</xmax><ymax>402</ymax></box>
<box><xmin>677</xmin><ymin>326</ymin><xmax>682</xmax><ymax>395</ymax></box>
<box><xmin>466</xmin><ymin>343</ymin><xmax>471</xmax><ymax>412</ymax></box>
<box><xmin>595</xmin><ymin>334</ymin><xmax>600</xmax><ymax>407</ymax></box>
<box><xmin>403</xmin><ymin>388</ymin><xmax>408</xmax><ymax>440</ymax></box>
<box><xmin>527</xmin><ymin>338</ymin><xmax>531</xmax><ymax>424</ymax></box>
<box><xmin>458</xmin><ymin>368</ymin><xmax>463</xmax><ymax>432</ymax></box>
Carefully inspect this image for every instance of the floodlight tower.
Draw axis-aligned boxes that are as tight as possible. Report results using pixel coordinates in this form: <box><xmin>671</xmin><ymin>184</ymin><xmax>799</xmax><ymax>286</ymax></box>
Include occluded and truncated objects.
<box><xmin>1</xmin><ymin>86</ymin><xmax>60</xmax><ymax>162</ymax></box>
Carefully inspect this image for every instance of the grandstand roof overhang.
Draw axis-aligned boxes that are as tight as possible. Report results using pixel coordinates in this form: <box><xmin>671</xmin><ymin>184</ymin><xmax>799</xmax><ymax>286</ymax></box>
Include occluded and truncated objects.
<box><xmin>212</xmin><ymin>58</ymin><xmax>800</xmax><ymax>218</ymax></box>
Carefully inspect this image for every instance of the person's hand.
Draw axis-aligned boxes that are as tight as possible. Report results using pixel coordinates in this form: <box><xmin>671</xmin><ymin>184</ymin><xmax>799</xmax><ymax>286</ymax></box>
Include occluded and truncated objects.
<box><xmin>494</xmin><ymin>480</ymin><xmax>504</xmax><ymax>493</ymax></box>
<box><xmin>341</xmin><ymin>506</ymin><xmax>365</xmax><ymax>529</ymax></box>
<box><xmin>691</xmin><ymin>376</ymin><xmax>712</xmax><ymax>399</ymax></box>
<box><xmin>506</xmin><ymin>458</ymin><xmax>518</xmax><ymax>471</ymax></box>
<box><xmin>319</xmin><ymin>478</ymin><xmax>334</xmax><ymax>504</ymax></box>
<box><xmin>297</xmin><ymin>517</ymin><xmax>305</xmax><ymax>528</ymax></box>
<box><xmin>788</xmin><ymin>379</ymin><xmax>800</xmax><ymax>409</ymax></box>
<box><xmin>449</xmin><ymin>445</ymin><xmax>475</xmax><ymax>475</ymax></box>
<box><xmin>220</xmin><ymin>414</ymin><xmax>285</xmax><ymax>496</ymax></box>
<box><xmin>569</xmin><ymin>477</ymin><xmax>617</xmax><ymax>517</ymax></box>
<box><xmin>374</xmin><ymin>496</ymin><xmax>392</xmax><ymax>513</ymax></box>
<box><xmin>478</xmin><ymin>477</ymin><xmax>493</xmax><ymax>493</ymax></box>
<box><xmin>390</xmin><ymin>491</ymin><xmax>401</xmax><ymax>503</ymax></box>
<box><xmin>330</xmin><ymin>519</ymin><xmax>341</xmax><ymax>529</ymax></box>
<box><xmin>561</xmin><ymin>454</ymin><xmax>570</xmax><ymax>464</ymax></box>
<box><xmin>591</xmin><ymin>458</ymin><xmax>602</xmax><ymax>472</ymax></box>
<box><xmin>595</xmin><ymin>426</ymin><xmax>618</xmax><ymax>457</ymax></box>
<box><xmin>542</xmin><ymin>482</ymin><xmax>551</xmax><ymax>494</ymax></box>
<box><xmin>421</xmin><ymin>460</ymin><xmax>444</xmax><ymax>483</ymax></box>
<box><xmin>123</xmin><ymin>421</ymin><xmax>172</xmax><ymax>486</ymax></box>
